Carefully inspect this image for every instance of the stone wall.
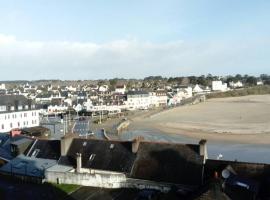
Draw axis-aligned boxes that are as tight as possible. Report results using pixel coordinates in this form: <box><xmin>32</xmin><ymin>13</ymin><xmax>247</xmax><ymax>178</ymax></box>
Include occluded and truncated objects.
<box><xmin>45</xmin><ymin>170</ymin><xmax>174</xmax><ymax>192</ymax></box>
<box><xmin>46</xmin><ymin>170</ymin><xmax>126</xmax><ymax>188</ymax></box>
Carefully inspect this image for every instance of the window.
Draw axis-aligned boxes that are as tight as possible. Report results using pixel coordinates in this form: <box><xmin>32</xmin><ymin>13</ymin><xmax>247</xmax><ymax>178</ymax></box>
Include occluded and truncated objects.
<box><xmin>10</xmin><ymin>123</ymin><xmax>12</xmax><ymax>128</ymax></box>
<box><xmin>1</xmin><ymin>124</ymin><xmax>4</xmax><ymax>130</ymax></box>
<box><xmin>31</xmin><ymin>149</ymin><xmax>40</xmax><ymax>157</ymax></box>
<box><xmin>17</xmin><ymin>122</ymin><xmax>20</xmax><ymax>127</ymax></box>
<box><xmin>89</xmin><ymin>154</ymin><xmax>96</xmax><ymax>161</ymax></box>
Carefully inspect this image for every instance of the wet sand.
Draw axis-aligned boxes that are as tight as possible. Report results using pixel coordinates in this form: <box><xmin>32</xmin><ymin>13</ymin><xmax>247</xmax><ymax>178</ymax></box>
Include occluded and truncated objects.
<box><xmin>131</xmin><ymin>95</ymin><xmax>270</xmax><ymax>144</ymax></box>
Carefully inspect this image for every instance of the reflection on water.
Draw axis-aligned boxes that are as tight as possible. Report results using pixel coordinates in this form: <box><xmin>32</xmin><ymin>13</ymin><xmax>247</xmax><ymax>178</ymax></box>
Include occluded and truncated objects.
<box><xmin>121</xmin><ymin>129</ymin><xmax>270</xmax><ymax>164</ymax></box>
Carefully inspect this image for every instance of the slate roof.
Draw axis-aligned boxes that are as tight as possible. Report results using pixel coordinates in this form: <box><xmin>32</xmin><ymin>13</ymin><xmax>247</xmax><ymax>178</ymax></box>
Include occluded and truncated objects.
<box><xmin>26</xmin><ymin>140</ymin><xmax>61</xmax><ymax>160</ymax></box>
<box><xmin>58</xmin><ymin>137</ymin><xmax>204</xmax><ymax>186</ymax></box>
<box><xmin>0</xmin><ymin>133</ymin><xmax>12</xmax><ymax>161</ymax></box>
<box><xmin>0</xmin><ymin>155</ymin><xmax>57</xmax><ymax>178</ymax></box>
<box><xmin>0</xmin><ymin>95</ymin><xmax>29</xmax><ymax>106</ymax></box>
<box><xmin>131</xmin><ymin>141</ymin><xmax>203</xmax><ymax>185</ymax></box>
<box><xmin>0</xmin><ymin>134</ymin><xmax>34</xmax><ymax>161</ymax></box>
<box><xmin>61</xmin><ymin>138</ymin><xmax>136</xmax><ymax>173</ymax></box>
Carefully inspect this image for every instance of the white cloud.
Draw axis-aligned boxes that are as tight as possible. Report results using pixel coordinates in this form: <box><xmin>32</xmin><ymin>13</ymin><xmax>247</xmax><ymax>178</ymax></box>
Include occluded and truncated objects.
<box><xmin>0</xmin><ymin>34</ymin><xmax>16</xmax><ymax>44</ymax></box>
<box><xmin>0</xmin><ymin>34</ymin><xmax>269</xmax><ymax>80</ymax></box>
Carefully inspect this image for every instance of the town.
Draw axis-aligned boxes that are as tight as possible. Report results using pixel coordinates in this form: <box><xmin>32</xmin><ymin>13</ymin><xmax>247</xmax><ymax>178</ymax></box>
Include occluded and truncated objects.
<box><xmin>1</xmin><ymin>0</ymin><xmax>270</xmax><ymax>199</ymax></box>
<box><xmin>0</xmin><ymin>74</ymin><xmax>268</xmax><ymax>121</ymax></box>
<box><xmin>1</xmin><ymin>74</ymin><xmax>270</xmax><ymax>199</ymax></box>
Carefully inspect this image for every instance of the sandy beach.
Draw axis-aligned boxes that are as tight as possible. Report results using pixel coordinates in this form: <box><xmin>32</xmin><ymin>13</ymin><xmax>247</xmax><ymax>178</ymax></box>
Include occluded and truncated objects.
<box><xmin>130</xmin><ymin>95</ymin><xmax>270</xmax><ymax>144</ymax></box>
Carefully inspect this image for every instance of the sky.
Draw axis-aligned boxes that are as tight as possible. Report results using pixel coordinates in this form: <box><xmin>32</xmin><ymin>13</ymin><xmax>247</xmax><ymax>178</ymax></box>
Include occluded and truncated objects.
<box><xmin>0</xmin><ymin>0</ymin><xmax>269</xmax><ymax>80</ymax></box>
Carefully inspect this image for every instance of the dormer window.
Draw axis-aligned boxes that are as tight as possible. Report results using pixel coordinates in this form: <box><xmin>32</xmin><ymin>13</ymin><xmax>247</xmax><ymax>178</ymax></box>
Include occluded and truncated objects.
<box><xmin>31</xmin><ymin>149</ymin><xmax>40</xmax><ymax>157</ymax></box>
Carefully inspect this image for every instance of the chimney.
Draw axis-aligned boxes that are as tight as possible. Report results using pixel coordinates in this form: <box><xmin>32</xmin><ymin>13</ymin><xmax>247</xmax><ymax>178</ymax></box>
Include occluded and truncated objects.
<box><xmin>132</xmin><ymin>136</ymin><xmax>144</xmax><ymax>153</ymax></box>
<box><xmin>76</xmin><ymin>153</ymin><xmax>82</xmax><ymax>173</ymax></box>
<box><xmin>60</xmin><ymin>136</ymin><xmax>73</xmax><ymax>156</ymax></box>
<box><xmin>199</xmin><ymin>139</ymin><xmax>208</xmax><ymax>164</ymax></box>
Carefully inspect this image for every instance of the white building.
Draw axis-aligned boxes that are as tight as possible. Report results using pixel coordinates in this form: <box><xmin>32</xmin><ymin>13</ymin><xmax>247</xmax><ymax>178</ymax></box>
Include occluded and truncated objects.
<box><xmin>83</xmin><ymin>99</ymin><xmax>122</xmax><ymax>114</ymax></box>
<box><xmin>193</xmin><ymin>84</ymin><xmax>204</xmax><ymax>94</ymax></box>
<box><xmin>66</xmin><ymin>85</ymin><xmax>77</xmax><ymax>92</ymax></box>
<box><xmin>0</xmin><ymin>84</ymin><xmax>6</xmax><ymax>90</ymax></box>
<box><xmin>148</xmin><ymin>92</ymin><xmax>159</xmax><ymax>107</ymax></box>
<box><xmin>155</xmin><ymin>91</ymin><xmax>168</xmax><ymax>107</ymax></box>
<box><xmin>47</xmin><ymin>105</ymin><xmax>68</xmax><ymax>114</ymax></box>
<box><xmin>99</xmin><ymin>85</ymin><xmax>109</xmax><ymax>92</ymax></box>
<box><xmin>0</xmin><ymin>95</ymin><xmax>40</xmax><ymax>133</ymax></box>
<box><xmin>257</xmin><ymin>81</ymin><xmax>264</xmax><ymax>85</ymax></box>
<box><xmin>115</xmin><ymin>85</ymin><xmax>126</xmax><ymax>94</ymax></box>
<box><xmin>126</xmin><ymin>91</ymin><xmax>150</xmax><ymax>110</ymax></box>
<box><xmin>229</xmin><ymin>81</ymin><xmax>243</xmax><ymax>88</ymax></box>
<box><xmin>168</xmin><ymin>86</ymin><xmax>193</xmax><ymax>106</ymax></box>
<box><xmin>212</xmin><ymin>81</ymin><xmax>228</xmax><ymax>91</ymax></box>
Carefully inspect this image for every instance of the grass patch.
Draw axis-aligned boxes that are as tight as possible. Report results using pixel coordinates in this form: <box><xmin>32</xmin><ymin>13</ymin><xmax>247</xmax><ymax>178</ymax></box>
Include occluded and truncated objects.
<box><xmin>51</xmin><ymin>183</ymin><xmax>80</xmax><ymax>194</ymax></box>
<box><xmin>206</xmin><ymin>85</ymin><xmax>270</xmax><ymax>99</ymax></box>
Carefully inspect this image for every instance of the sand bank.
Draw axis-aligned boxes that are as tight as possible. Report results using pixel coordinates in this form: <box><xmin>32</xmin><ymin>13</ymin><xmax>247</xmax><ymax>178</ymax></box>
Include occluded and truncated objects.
<box><xmin>131</xmin><ymin>95</ymin><xmax>270</xmax><ymax>144</ymax></box>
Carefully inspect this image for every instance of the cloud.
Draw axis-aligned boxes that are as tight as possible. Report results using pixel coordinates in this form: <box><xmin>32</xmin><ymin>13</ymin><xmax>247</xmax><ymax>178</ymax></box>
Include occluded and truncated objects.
<box><xmin>0</xmin><ymin>34</ymin><xmax>269</xmax><ymax>80</ymax></box>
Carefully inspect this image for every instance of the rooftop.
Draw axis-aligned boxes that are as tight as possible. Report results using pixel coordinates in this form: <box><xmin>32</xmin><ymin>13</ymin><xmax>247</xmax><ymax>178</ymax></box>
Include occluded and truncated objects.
<box><xmin>0</xmin><ymin>154</ymin><xmax>57</xmax><ymax>178</ymax></box>
<box><xmin>60</xmin><ymin>138</ymin><xmax>136</xmax><ymax>173</ymax></box>
<box><xmin>131</xmin><ymin>141</ymin><xmax>203</xmax><ymax>185</ymax></box>
<box><xmin>26</xmin><ymin>139</ymin><xmax>61</xmax><ymax>160</ymax></box>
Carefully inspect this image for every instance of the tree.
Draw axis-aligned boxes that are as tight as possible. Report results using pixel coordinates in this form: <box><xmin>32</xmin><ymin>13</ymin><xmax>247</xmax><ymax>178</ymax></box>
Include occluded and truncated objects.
<box><xmin>197</xmin><ymin>75</ymin><xmax>207</xmax><ymax>86</ymax></box>
<box><xmin>235</xmin><ymin>74</ymin><xmax>242</xmax><ymax>81</ymax></box>
<box><xmin>245</xmin><ymin>76</ymin><xmax>257</xmax><ymax>86</ymax></box>
<box><xmin>181</xmin><ymin>77</ymin><xmax>189</xmax><ymax>85</ymax></box>
<box><xmin>109</xmin><ymin>79</ymin><xmax>117</xmax><ymax>87</ymax></box>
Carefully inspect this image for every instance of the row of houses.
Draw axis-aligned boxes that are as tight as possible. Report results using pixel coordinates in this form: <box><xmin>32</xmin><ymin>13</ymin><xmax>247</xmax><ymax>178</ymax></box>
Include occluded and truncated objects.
<box><xmin>0</xmin><ymin>132</ymin><xmax>206</xmax><ymax>190</ymax></box>
<box><xmin>0</xmin><ymin>79</ymin><xmax>256</xmax><ymax>125</ymax></box>
<box><xmin>0</xmin><ymin>133</ymin><xmax>267</xmax><ymax>199</ymax></box>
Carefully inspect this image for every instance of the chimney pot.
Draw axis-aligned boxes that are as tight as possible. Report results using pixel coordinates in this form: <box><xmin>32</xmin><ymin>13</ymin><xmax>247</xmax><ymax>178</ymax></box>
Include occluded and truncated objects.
<box><xmin>76</xmin><ymin>153</ymin><xmax>82</xmax><ymax>173</ymax></box>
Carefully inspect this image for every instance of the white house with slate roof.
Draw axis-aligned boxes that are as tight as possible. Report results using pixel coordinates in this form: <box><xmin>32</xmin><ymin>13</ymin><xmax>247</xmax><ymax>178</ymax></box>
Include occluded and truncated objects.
<box><xmin>0</xmin><ymin>95</ymin><xmax>40</xmax><ymax>133</ymax></box>
<box><xmin>126</xmin><ymin>91</ymin><xmax>151</xmax><ymax>110</ymax></box>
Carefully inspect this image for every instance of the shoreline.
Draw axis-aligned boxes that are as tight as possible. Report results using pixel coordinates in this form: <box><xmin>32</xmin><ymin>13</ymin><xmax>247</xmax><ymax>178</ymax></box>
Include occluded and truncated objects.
<box><xmin>151</xmin><ymin>124</ymin><xmax>270</xmax><ymax>145</ymax></box>
<box><xmin>129</xmin><ymin>95</ymin><xmax>270</xmax><ymax>145</ymax></box>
